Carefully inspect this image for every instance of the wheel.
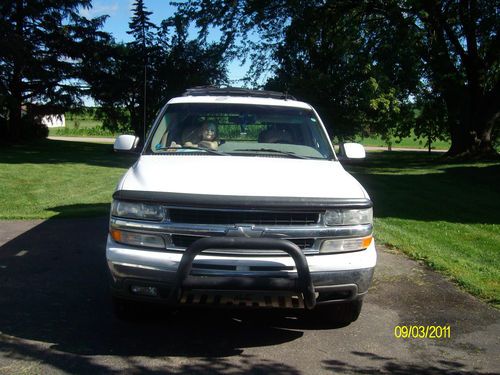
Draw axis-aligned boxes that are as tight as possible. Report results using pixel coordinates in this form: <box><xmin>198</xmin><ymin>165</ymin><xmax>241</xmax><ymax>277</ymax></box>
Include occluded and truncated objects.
<box><xmin>311</xmin><ymin>299</ymin><xmax>363</xmax><ymax>326</ymax></box>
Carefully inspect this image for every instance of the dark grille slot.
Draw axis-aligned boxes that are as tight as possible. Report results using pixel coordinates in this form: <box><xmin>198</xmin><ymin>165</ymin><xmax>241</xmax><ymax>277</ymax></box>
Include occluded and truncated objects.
<box><xmin>169</xmin><ymin>209</ymin><xmax>319</xmax><ymax>225</ymax></box>
<box><xmin>192</xmin><ymin>263</ymin><xmax>236</xmax><ymax>271</ymax></box>
<box><xmin>249</xmin><ymin>265</ymin><xmax>295</xmax><ymax>271</ymax></box>
<box><xmin>171</xmin><ymin>235</ymin><xmax>205</xmax><ymax>248</ymax></box>
<box><xmin>290</xmin><ymin>238</ymin><xmax>315</xmax><ymax>249</ymax></box>
<box><xmin>171</xmin><ymin>235</ymin><xmax>314</xmax><ymax>250</ymax></box>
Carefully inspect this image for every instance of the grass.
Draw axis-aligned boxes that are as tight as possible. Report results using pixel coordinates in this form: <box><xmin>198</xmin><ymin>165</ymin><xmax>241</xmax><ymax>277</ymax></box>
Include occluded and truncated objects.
<box><xmin>48</xmin><ymin>110</ymin><xmax>117</xmax><ymax>137</ymax></box>
<box><xmin>344</xmin><ymin>152</ymin><xmax>500</xmax><ymax>307</ymax></box>
<box><xmin>1</xmin><ymin>140</ymin><xmax>498</xmax><ymax>306</ymax></box>
<box><xmin>65</xmin><ymin>117</ymin><xmax>102</xmax><ymax>129</ymax></box>
<box><xmin>49</xmin><ymin>126</ymin><xmax>116</xmax><ymax>137</ymax></box>
<box><xmin>354</xmin><ymin>133</ymin><xmax>451</xmax><ymax>150</ymax></box>
<box><xmin>0</xmin><ymin>140</ymin><xmax>135</xmax><ymax>219</ymax></box>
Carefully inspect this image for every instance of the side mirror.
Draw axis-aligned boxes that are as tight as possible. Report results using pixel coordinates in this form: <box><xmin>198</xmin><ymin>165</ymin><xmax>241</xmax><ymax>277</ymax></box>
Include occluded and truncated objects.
<box><xmin>114</xmin><ymin>135</ymin><xmax>139</xmax><ymax>153</ymax></box>
<box><xmin>339</xmin><ymin>142</ymin><xmax>366</xmax><ymax>159</ymax></box>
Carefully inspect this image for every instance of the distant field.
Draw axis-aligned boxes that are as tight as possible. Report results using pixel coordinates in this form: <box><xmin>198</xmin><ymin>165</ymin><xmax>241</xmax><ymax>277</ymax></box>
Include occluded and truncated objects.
<box><xmin>51</xmin><ymin>110</ymin><xmax>452</xmax><ymax>150</ymax></box>
<box><xmin>49</xmin><ymin>126</ymin><xmax>116</xmax><ymax>137</ymax></box>
<box><xmin>355</xmin><ymin>134</ymin><xmax>450</xmax><ymax>150</ymax></box>
<box><xmin>65</xmin><ymin>110</ymin><xmax>103</xmax><ymax>129</ymax></box>
<box><xmin>48</xmin><ymin>110</ymin><xmax>116</xmax><ymax>137</ymax></box>
<box><xmin>64</xmin><ymin>119</ymin><xmax>102</xmax><ymax>129</ymax></box>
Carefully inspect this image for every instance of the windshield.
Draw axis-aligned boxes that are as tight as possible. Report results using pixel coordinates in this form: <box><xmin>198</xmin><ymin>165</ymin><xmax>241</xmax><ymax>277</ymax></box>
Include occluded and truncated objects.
<box><xmin>147</xmin><ymin>103</ymin><xmax>335</xmax><ymax>160</ymax></box>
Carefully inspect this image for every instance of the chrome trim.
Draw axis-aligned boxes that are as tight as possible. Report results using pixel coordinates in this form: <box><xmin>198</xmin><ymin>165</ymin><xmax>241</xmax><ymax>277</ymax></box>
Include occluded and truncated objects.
<box><xmin>110</xmin><ymin>217</ymin><xmax>372</xmax><ymax>255</ymax></box>
<box><xmin>187</xmin><ymin>268</ymin><xmax>295</xmax><ymax>277</ymax></box>
<box><xmin>110</xmin><ymin>217</ymin><xmax>372</xmax><ymax>239</ymax></box>
<box><xmin>178</xmin><ymin>247</ymin><xmax>321</xmax><ymax>256</ymax></box>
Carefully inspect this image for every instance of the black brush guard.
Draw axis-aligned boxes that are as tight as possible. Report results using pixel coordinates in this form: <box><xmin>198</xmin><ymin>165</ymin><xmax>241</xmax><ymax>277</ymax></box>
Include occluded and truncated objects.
<box><xmin>168</xmin><ymin>237</ymin><xmax>317</xmax><ymax>309</ymax></box>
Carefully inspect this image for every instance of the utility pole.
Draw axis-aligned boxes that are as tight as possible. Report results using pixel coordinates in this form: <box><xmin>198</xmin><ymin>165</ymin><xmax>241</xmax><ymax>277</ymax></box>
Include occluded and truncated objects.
<box><xmin>143</xmin><ymin>61</ymin><xmax>147</xmax><ymax>142</ymax></box>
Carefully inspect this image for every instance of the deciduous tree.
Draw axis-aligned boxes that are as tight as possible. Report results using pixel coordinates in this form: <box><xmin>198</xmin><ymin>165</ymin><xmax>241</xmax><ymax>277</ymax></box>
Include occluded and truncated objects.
<box><xmin>174</xmin><ymin>0</ymin><xmax>499</xmax><ymax>158</ymax></box>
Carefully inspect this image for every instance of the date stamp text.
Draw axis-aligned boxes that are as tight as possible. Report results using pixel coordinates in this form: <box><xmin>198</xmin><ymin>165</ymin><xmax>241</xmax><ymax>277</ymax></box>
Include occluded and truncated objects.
<box><xmin>394</xmin><ymin>325</ymin><xmax>451</xmax><ymax>339</ymax></box>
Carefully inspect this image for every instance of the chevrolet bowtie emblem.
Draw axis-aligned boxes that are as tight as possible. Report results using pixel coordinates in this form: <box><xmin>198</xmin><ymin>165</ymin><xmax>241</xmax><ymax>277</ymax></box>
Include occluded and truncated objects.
<box><xmin>225</xmin><ymin>225</ymin><xmax>264</xmax><ymax>238</ymax></box>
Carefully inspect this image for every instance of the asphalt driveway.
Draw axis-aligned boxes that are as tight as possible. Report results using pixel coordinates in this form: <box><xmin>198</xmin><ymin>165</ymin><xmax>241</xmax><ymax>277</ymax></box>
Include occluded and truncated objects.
<box><xmin>0</xmin><ymin>218</ymin><xmax>498</xmax><ymax>374</ymax></box>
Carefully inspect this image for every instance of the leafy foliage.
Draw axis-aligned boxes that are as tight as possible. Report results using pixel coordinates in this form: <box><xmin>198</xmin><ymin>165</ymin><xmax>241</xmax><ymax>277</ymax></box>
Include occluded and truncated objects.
<box><xmin>174</xmin><ymin>0</ymin><xmax>500</xmax><ymax>157</ymax></box>
<box><xmin>265</xmin><ymin>2</ymin><xmax>418</xmax><ymax>142</ymax></box>
<box><xmin>0</xmin><ymin>1</ymin><xmax>227</xmax><ymax>142</ymax></box>
<box><xmin>83</xmin><ymin>4</ymin><xmax>227</xmax><ymax>138</ymax></box>
<box><xmin>0</xmin><ymin>0</ymin><xmax>110</xmax><ymax>141</ymax></box>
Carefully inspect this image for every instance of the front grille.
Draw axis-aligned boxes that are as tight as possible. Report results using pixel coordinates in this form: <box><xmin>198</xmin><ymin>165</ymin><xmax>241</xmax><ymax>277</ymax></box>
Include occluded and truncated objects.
<box><xmin>169</xmin><ymin>208</ymin><xmax>319</xmax><ymax>226</ymax></box>
<box><xmin>171</xmin><ymin>235</ymin><xmax>315</xmax><ymax>250</ymax></box>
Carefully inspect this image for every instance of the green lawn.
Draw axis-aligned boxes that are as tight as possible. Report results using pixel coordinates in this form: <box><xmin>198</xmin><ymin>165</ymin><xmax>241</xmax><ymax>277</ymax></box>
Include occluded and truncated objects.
<box><xmin>0</xmin><ymin>140</ymin><xmax>135</xmax><ymax>219</ymax></box>
<box><xmin>345</xmin><ymin>152</ymin><xmax>500</xmax><ymax>307</ymax></box>
<box><xmin>48</xmin><ymin>110</ymin><xmax>116</xmax><ymax>137</ymax></box>
<box><xmin>1</xmin><ymin>141</ymin><xmax>498</xmax><ymax>306</ymax></box>
<box><xmin>354</xmin><ymin>134</ymin><xmax>451</xmax><ymax>150</ymax></box>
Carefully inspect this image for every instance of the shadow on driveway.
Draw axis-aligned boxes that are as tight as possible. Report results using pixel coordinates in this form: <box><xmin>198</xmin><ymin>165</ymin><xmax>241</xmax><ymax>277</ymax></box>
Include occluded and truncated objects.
<box><xmin>0</xmin><ymin>216</ymin><xmax>308</xmax><ymax>351</ymax></box>
<box><xmin>0</xmin><ymin>214</ymin><xmax>318</xmax><ymax>373</ymax></box>
<box><xmin>1</xmin><ymin>212</ymin><xmax>498</xmax><ymax>374</ymax></box>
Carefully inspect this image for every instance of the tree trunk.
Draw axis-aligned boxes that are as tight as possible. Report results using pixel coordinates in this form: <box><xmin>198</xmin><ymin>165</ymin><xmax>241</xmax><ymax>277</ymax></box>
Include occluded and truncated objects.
<box><xmin>7</xmin><ymin>93</ymin><xmax>22</xmax><ymax>141</ymax></box>
<box><xmin>7</xmin><ymin>54</ymin><xmax>24</xmax><ymax>141</ymax></box>
<box><xmin>446</xmin><ymin>111</ymin><xmax>498</xmax><ymax>158</ymax></box>
<box><xmin>7</xmin><ymin>0</ymin><xmax>24</xmax><ymax>142</ymax></box>
<box><xmin>442</xmin><ymin>74</ymin><xmax>499</xmax><ymax>158</ymax></box>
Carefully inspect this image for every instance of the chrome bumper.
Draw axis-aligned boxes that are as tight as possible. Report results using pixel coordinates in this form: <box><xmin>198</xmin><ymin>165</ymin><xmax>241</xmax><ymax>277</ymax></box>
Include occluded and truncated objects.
<box><xmin>107</xmin><ymin>236</ymin><xmax>376</xmax><ymax>306</ymax></box>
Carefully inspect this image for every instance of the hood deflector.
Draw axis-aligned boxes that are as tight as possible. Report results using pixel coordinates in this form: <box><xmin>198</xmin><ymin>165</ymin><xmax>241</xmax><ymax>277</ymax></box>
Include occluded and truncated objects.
<box><xmin>113</xmin><ymin>190</ymin><xmax>372</xmax><ymax>211</ymax></box>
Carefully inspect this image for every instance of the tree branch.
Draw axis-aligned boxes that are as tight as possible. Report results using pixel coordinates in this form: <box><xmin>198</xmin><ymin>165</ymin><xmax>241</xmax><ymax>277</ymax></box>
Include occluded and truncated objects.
<box><xmin>459</xmin><ymin>0</ymin><xmax>479</xmax><ymax>60</ymax></box>
<box><xmin>439</xmin><ymin>13</ymin><xmax>467</xmax><ymax>61</ymax></box>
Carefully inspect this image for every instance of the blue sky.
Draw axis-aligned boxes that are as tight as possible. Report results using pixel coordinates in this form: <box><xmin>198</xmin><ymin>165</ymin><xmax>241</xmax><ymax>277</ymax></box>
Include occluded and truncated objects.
<box><xmin>79</xmin><ymin>0</ymin><xmax>250</xmax><ymax>83</ymax></box>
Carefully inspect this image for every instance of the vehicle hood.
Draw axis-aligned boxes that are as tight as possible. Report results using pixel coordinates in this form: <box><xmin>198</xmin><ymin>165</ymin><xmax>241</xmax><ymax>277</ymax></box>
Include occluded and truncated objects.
<box><xmin>118</xmin><ymin>155</ymin><xmax>368</xmax><ymax>199</ymax></box>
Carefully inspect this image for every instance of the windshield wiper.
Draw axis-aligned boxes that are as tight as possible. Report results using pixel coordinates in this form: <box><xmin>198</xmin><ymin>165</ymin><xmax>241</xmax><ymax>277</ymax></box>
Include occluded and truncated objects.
<box><xmin>233</xmin><ymin>148</ymin><xmax>311</xmax><ymax>159</ymax></box>
<box><xmin>156</xmin><ymin>146</ymin><xmax>229</xmax><ymax>156</ymax></box>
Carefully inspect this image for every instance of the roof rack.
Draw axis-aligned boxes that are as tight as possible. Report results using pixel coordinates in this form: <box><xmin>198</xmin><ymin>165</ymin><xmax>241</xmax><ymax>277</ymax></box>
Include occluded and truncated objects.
<box><xmin>182</xmin><ymin>86</ymin><xmax>296</xmax><ymax>101</ymax></box>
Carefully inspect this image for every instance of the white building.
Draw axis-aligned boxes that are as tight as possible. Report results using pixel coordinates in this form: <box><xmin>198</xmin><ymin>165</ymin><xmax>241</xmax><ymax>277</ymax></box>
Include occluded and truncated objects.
<box><xmin>41</xmin><ymin>114</ymin><xmax>65</xmax><ymax>128</ymax></box>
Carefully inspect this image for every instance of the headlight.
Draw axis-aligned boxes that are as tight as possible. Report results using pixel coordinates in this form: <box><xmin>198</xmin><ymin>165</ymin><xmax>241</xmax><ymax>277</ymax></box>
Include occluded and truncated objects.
<box><xmin>324</xmin><ymin>208</ymin><xmax>372</xmax><ymax>225</ymax></box>
<box><xmin>111</xmin><ymin>200</ymin><xmax>164</xmax><ymax>221</ymax></box>
<box><xmin>320</xmin><ymin>236</ymin><xmax>372</xmax><ymax>253</ymax></box>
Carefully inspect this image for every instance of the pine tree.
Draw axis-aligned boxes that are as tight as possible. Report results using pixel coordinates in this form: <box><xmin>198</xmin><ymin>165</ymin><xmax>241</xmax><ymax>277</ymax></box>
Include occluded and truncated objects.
<box><xmin>128</xmin><ymin>0</ymin><xmax>156</xmax><ymax>56</ymax></box>
<box><xmin>84</xmin><ymin>5</ymin><xmax>227</xmax><ymax>136</ymax></box>
<box><xmin>0</xmin><ymin>0</ymin><xmax>110</xmax><ymax>141</ymax></box>
<box><xmin>127</xmin><ymin>0</ymin><xmax>157</xmax><ymax>139</ymax></box>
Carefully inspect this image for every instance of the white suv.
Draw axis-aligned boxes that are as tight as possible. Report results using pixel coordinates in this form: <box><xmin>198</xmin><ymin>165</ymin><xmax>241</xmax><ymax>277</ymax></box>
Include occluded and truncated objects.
<box><xmin>107</xmin><ymin>87</ymin><xmax>376</xmax><ymax>324</ymax></box>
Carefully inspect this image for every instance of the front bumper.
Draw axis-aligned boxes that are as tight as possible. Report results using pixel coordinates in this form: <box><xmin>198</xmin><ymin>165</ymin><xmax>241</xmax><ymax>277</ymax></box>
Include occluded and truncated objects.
<box><xmin>106</xmin><ymin>235</ymin><xmax>376</xmax><ymax>307</ymax></box>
